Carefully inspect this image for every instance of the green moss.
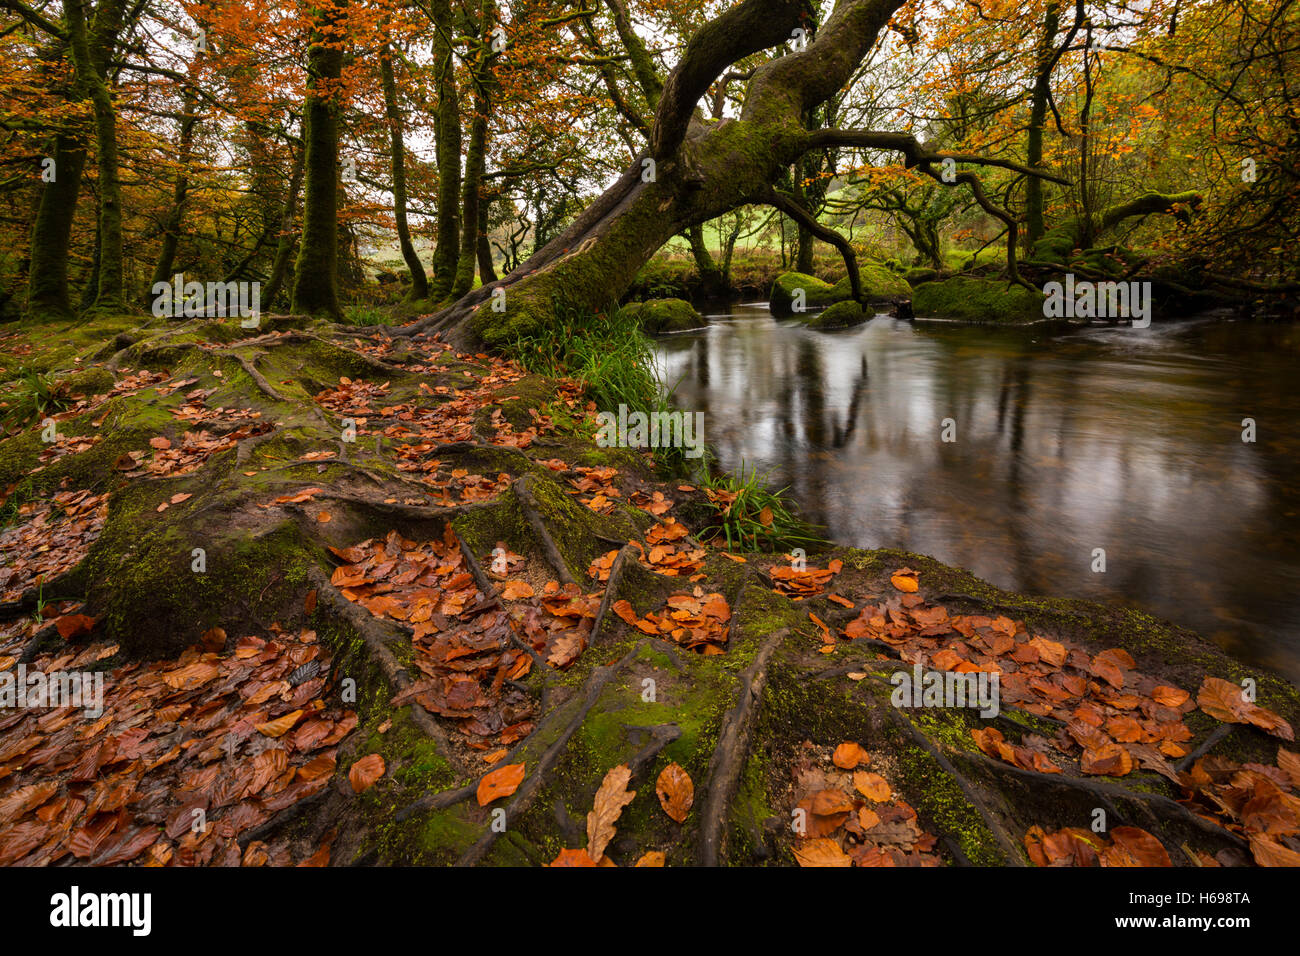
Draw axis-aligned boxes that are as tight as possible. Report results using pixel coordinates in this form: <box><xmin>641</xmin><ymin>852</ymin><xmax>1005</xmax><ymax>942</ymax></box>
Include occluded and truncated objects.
<box><xmin>770</xmin><ymin>271</ymin><xmax>842</xmax><ymax>315</ymax></box>
<box><xmin>616</xmin><ymin>298</ymin><xmax>705</xmax><ymax>334</ymax></box>
<box><xmin>807</xmin><ymin>299</ymin><xmax>867</xmax><ymax>330</ymax></box>
<box><xmin>911</xmin><ymin>276</ymin><xmax>1046</xmax><ymax>325</ymax></box>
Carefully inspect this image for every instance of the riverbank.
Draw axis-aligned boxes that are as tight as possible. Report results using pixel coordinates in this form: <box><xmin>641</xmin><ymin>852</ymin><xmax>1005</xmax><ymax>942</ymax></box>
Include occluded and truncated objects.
<box><xmin>0</xmin><ymin>312</ymin><xmax>1296</xmax><ymax>867</ymax></box>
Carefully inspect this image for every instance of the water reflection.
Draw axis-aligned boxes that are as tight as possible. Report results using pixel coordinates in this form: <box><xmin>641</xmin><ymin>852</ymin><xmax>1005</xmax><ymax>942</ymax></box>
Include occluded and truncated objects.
<box><xmin>655</xmin><ymin>303</ymin><xmax>1300</xmax><ymax>686</ymax></box>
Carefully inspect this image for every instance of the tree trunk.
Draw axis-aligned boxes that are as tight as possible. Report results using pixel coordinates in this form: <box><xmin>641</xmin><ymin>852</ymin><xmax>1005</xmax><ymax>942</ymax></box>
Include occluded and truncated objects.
<box><xmin>1025</xmin><ymin>3</ymin><xmax>1061</xmax><ymax>245</ymax></box>
<box><xmin>65</xmin><ymin>0</ymin><xmax>128</xmax><ymax>313</ymax></box>
<box><xmin>27</xmin><ymin>134</ymin><xmax>87</xmax><ymax>319</ymax></box>
<box><xmin>291</xmin><ymin>2</ymin><xmax>347</xmax><ymax>319</ymax></box>
<box><xmin>429</xmin><ymin>0</ymin><xmax>462</xmax><ymax>302</ymax></box>
<box><xmin>686</xmin><ymin>223</ymin><xmax>726</xmax><ymax>298</ymax></box>
<box><xmin>408</xmin><ymin>0</ymin><xmax>908</xmax><ymax>349</ymax></box>
<box><xmin>263</xmin><ymin>147</ymin><xmax>306</xmax><ymax>309</ymax></box>
<box><xmin>476</xmin><ymin>196</ymin><xmax>498</xmax><ymax>284</ymax></box>
<box><xmin>451</xmin><ymin>91</ymin><xmax>489</xmax><ymax>299</ymax></box>
<box><xmin>148</xmin><ymin>86</ymin><xmax>200</xmax><ymax>302</ymax></box>
<box><xmin>380</xmin><ymin>46</ymin><xmax>429</xmax><ymax>301</ymax></box>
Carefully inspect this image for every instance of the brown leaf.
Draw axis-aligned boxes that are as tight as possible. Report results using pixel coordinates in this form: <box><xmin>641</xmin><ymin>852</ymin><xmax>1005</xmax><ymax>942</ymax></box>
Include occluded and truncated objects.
<box><xmin>255</xmin><ymin>709</ymin><xmax>304</xmax><ymax>738</ymax></box>
<box><xmin>587</xmin><ymin>763</ymin><xmax>636</xmax><ymax>862</ymax></box>
<box><xmin>348</xmin><ymin>754</ymin><xmax>385</xmax><ymax>793</ymax></box>
<box><xmin>1250</xmin><ymin>832</ymin><xmax>1300</xmax><ymax>867</ymax></box>
<box><xmin>655</xmin><ymin>762</ymin><xmax>693</xmax><ymax>823</ymax></box>
<box><xmin>635</xmin><ymin>851</ymin><xmax>666</xmax><ymax>867</ymax></box>
<box><xmin>54</xmin><ymin>613</ymin><xmax>96</xmax><ymax>640</ymax></box>
<box><xmin>1101</xmin><ymin>827</ymin><xmax>1172</xmax><ymax>867</ymax></box>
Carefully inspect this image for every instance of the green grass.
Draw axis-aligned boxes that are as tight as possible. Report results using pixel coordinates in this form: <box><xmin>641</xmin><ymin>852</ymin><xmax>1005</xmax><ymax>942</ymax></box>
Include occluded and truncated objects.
<box><xmin>507</xmin><ymin>296</ymin><xmax>698</xmax><ymax>475</ymax></box>
<box><xmin>339</xmin><ymin>304</ymin><xmax>400</xmax><ymax>327</ymax></box>
<box><xmin>0</xmin><ymin>368</ymin><xmax>74</xmax><ymax>434</ymax></box>
<box><xmin>695</xmin><ymin>462</ymin><xmax>827</xmax><ymax>553</ymax></box>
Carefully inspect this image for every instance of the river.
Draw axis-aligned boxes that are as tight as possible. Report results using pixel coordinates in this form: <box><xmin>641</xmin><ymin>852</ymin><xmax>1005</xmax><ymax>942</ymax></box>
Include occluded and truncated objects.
<box><xmin>654</xmin><ymin>302</ymin><xmax>1300</xmax><ymax>686</ymax></box>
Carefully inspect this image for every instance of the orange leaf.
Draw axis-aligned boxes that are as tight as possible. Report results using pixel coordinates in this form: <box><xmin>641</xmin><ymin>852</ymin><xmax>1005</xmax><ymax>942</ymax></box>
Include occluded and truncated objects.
<box><xmin>793</xmin><ymin>838</ymin><xmax>852</xmax><ymax>867</ymax></box>
<box><xmin>853</xmin><ymin>771</ymin><xmax>892</xmax><ymax>802</ymax></box>
<box><xmin>890</xmin><ymin>571</ymin><xmax>918</xmax><ymax>593</ymax></box>
<box><xmin>477</xmin><ymin>762</ymin><xmax>525</xmax><ymax>806</ymax></box>
<box><xmin>501</xmin><ymin>580</ymin><xmax>535</xmax><ymax>600</ymax></box>
<box><xmin>587</xmin><ymin>764</ymin><xmax>636</xmax><ymax>861</ymax></box>
<box><xmin>348</xmin><ymin>754</ymin><xmax>385</xmax><ymax>793</ymax></box>
<box><xmin>833</xmin><ymin>741</ymin><xmax>870</xmax><ymax>770</ymax></box>
<box><xmin>255</xmin><ymin>709</ymin><xmax>305</xmax><ymax>738</ymax></box>
<box><xmin>655</xmin><ymin>762</ymin><xmax>694</xmax><ymax>823</ymax></box>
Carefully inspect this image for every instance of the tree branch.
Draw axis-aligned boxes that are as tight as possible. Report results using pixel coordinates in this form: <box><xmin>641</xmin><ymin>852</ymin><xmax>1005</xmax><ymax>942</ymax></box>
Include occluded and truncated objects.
<box><xmin>805</xmin><ymin>128</ymin><xmax>1071</xmax><ymax>185</ymax></box>
<box><xmin>767</xmin><ymin>187</ymin><xmax>861</xmax><ymax>300</ymax></box>
<box><xmin>650</xmin><ymin>0</ymin><xmax>808</xmax><ymax>160</ymax></box>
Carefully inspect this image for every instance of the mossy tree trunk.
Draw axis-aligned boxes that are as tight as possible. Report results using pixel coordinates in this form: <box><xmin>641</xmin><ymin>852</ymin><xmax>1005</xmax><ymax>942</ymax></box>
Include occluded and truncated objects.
<box><xmin>429</xmin><ymin>0</ymin><xmax>462</xmax><ymax>303</ymax></box>
<box><xmin>263</xmin><ymin>146</ymin><xmax>306</xmax><ymax>309</ymax></box>
<box><xmin>64</xmin><ymin>0</ymin><xmax>129</xmax><ymax>314</ymax></box>
<box><xmin>476</xmin><ymin>196</ymin><xmax>498</xmax><ymax>284</ymax></box>
<box><xmin>27</xmin><ymin>133</ymin><xmax>87</xmax><ymax>319</ymax></box>
<box><xmin>291</xmin><ymin>0</ymin><xmax>347</xmax><ymax>320</ymax></box>
<box><xmin>686</xmin><ymin>223</ymin><xmax>726</xmax><ymax>297</ymax></box>
<box><xmin>407</xmin><ymin>0</ymin><xmax>1059</xmax><ymax>348</ymax></box>
<box><xmin>147</xmin><ymin>84</ymin><xmax>200</xmax><ymax>301</ymax></box>
<box><xmin>380</xmin><ymin>45</ymin><xmax>429</xmax><ymax>301</ymax></box>
<box><xmin>1025</xmin><ymin>2</ymin><xmax>1066</xmax><ymax>245</ymax></box>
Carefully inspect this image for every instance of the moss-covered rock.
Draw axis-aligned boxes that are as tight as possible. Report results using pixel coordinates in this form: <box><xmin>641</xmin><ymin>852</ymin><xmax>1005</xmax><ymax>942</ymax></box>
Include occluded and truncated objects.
<box><xmin>773</xmin><ymin>262</ymin><xmax>910</xmax><ymax>316</ymax></box>
<box><xmin>840</xmin><ymin>260</ymin><xmax>912</xmax><ymax>302</ymax></box>
<box><xmin>911</xmin><ymin>276</ymin><xmax>1046</xmax><ymax>324</ymax></box>
<box><xmin>808</xmin><ymin>299</ymin><xmax>867</xmax><ymax>329</ymax></box>
<box><xmin>769</xmin><ymin>271</ymin><xmax>841</xmax><ymax>315</ymax></box>
<box><xmin>617</xmin><ymin>298</ymin><xmax>706</xmax><ymax>334</ymax></box>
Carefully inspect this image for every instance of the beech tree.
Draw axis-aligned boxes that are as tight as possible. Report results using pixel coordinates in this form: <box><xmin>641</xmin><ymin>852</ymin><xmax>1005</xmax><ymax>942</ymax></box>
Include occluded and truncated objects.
<box><xmin>410</xmin><ymin>0</ymin><xmax>1064</xmax><ymax>348</ymax></box>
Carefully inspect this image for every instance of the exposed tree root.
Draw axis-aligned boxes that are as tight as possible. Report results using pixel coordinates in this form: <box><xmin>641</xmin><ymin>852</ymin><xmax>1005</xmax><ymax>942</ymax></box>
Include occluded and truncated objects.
<box><xmin>698</xmin><ymin>628</ymin><xmax>789</xmax><ymax>866</ymax></box>
<box><xmin>454</xmin><ymin>641</ymin><xmax>644</xmax><ymax>866</ymax></box>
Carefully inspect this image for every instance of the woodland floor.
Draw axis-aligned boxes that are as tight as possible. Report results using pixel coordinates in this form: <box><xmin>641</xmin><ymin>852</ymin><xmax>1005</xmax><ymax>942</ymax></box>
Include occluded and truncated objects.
<box><xmin>0</xmin><ymin>312</ymin><xmax>1298</xmax><ymax>867</ymax></box>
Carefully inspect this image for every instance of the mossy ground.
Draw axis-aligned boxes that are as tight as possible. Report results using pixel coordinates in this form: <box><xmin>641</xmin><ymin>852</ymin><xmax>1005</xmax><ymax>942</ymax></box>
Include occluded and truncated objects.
<box><xmin>1</xmin><ymin>310</ymin><xmax>1292</xmax><ymax>867</ymax></box>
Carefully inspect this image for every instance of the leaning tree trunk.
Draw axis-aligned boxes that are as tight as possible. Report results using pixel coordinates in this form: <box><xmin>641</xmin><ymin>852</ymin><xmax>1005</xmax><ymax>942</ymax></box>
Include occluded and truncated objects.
<box><xmin>291</xmin><ymin>2</ymin><xmax>347</xmax><ymax>319</ymax></box>
<box><xmin>401</xmin><ymin>0</ymin><xmax>1059</xmax><ymax>349</ymax></box>
<box><xmin>405</xmin><ymin>0</ymin><xmax>908</xmax><ymax>348</ymax></box>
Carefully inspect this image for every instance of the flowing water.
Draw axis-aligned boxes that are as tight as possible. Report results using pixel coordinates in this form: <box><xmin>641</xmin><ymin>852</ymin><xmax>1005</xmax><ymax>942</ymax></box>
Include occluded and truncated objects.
<box><xmin>654</xmin><ymin>302</ymin><xmax>1300</xmax><ymax>686</ymax></box>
